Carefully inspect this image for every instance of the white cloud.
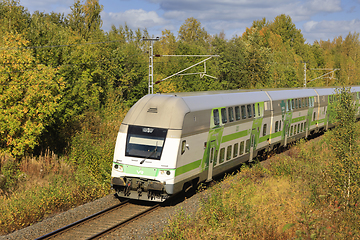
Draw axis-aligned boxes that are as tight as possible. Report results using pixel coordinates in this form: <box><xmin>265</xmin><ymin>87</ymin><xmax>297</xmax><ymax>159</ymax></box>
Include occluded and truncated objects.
<box><xmin>101</xmin><ymin>9</ymin><xmax>169</xmax><ymax>31</ymax></box>
<box><xmin>304</xmin><ymin>19</ymin><xmax>360</xmax><ymax>33</ymax></box>
<box><xmin>20</xmin><ymin>0</ymin><xmax>73</xmax><ymax>13</ymax></box>
<box><xmin>303</xmin><ymin>19</ymin><xmax>360</xmax><ymax>42</ymax></box>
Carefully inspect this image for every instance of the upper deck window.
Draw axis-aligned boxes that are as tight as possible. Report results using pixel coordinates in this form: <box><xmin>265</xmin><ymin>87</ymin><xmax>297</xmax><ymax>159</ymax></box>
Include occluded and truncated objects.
<box><xmin>221</xmin><ymin>108</ymin><xmax>227</xmax><ymax>124</ymax></box>
<box><xmin>125</xmin><ymin>125</ymin><xmax>167</xmax><ymax>160</ymax></box>
<box><xmin>247</xmin><ymin>105</ymin><xmax>252</xmax><ymax>118</ymax></box>
<box><xmin>241</xmin><ymin>106</ymin><xmax>246</xmax><ymax>119</ymax></box>
<box><xmin>228</xmin><ymin>107</ymin><xmax>234</xmax><ymax>122</ymax></box>
<box><xmin>235</xmin><ymin>106</ymin><xmax>241</xmax><ymax>120</ymax></box>
<box><xmin>213</xmin><ymin>109</ymin><xmax>220</xmax><ymax>126</ymax></box>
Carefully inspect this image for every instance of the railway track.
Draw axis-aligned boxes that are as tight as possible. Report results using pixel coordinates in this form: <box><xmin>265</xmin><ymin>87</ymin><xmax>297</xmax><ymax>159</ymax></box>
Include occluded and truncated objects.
<box><xmin>35</xmin><ymin>200</ymin><xmax>160</xmax><ymax>240</ymax></box>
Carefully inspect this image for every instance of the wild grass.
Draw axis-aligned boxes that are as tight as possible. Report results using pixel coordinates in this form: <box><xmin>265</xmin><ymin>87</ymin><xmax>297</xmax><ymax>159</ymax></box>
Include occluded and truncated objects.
<box><xmin>0</xmin><ymin>102</ymin><xmax>128</xmax><ymax>235</ymax></box>
<box><xmin>157</xmin><ymin>136</ymin><xmax>360</xmax><ymax>239</ymax></box>
<box><xmin>0</xmin><ymin>152</ymin><xmax>109</xmax><ymax>234</ymax></box>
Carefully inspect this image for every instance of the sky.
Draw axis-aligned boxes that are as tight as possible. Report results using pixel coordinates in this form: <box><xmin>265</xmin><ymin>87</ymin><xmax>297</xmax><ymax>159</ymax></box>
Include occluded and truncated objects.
<box><xmin>19</xmin><ymin>0</ymin><xmax>360</xmax><ymax>44</ymax></box>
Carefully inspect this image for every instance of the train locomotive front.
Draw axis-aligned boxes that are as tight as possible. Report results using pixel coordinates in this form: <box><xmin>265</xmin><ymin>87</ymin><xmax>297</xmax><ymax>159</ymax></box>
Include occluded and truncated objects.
<box><xmin>111</xmin><ymin>94</ymin><xmax>190</xmax><ymax>202</ymax></box>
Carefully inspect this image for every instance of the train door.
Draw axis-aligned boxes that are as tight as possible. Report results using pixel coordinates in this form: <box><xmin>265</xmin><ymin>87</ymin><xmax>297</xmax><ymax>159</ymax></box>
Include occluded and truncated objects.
<box><xmin>284</xmin><ymin>122</ymin><xmax>289</xmax><ymax>146</ymax></box>
<box><xmin>249</xmin><ymin>130</ymin><xmax>256</xmax><ymax>162</ymax></box>
<box><xmin>207</xmin><ymin>140</ymin><xmax>216</xmax><ymax>182</ymax></box>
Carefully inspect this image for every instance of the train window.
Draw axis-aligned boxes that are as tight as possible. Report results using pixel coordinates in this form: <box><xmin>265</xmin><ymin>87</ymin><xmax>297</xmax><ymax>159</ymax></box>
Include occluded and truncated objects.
<box><xmin>247</xmin><ymin>105</ymin><xmax>252</xmax><ymax>118</ymax></box>
<box><xmin>181</xmin><ymin>140</ymin><xmax>186</xmax><ymax>155</ymax></box>
<box><xmin>214</xmin><ymin>149</ymin><xmax>218</xmax><ymax>166</ymax></box>
<box><xmin>297</xmin><ymin>124</ymin><xmax>300</xmax><ymax>133</ymax></box>
<box><xmin>286</xmin><ymin>101</ymin><xmax>289</xmax><ymax>112</ymax></box>
<box><xmin>228</xmin><ymin>107</ymin><xmax>234</xmax><ymax>122</ymax></box>
<box><xmin>245</xmin><ymin>139</ymin><xmax>250</xmax><ymax>153</ymax></box>
<box><xmin>263</xmin><ymin>124</ymin><xmax>267</xmax><ymax>137</ymax></box>
<box><xmin>279</xmin><ymin>121</ymin><xmax>282</xmax><ymax>131</ymax></box>
<box><xmin>213</xmin><ymin>109</ymin><xmax>220</xmax><ymax>126</ymax></box>
<box><xmin>295</xmin><ymin>99</ymin><xmax>298</xmax><ymax>109</ymax></box>
<box><xmin>275</xmin><ymin>121</ymin><xmax>279</xmax><ymax>133</ymax></box>
<box><xmin>233</xmin><ymin>143</ymin><xmax>239</xmax><ymax>158</ymax></box>
<box><xmin>219</xmin><ymin>148</ymin><xmax>225</xmax><ymax>163</ymax></box>
<box><xmin>125</xmin><ymin>125</ymin><xmax>167</xmax><ymax>160</ymax></box>
<box><xmin>253</xmin><ymin>104</ymin><xmax>256</xmax><ymax>117</ymax></box>
<box><xmin>305</xmin><ymin>98</ymin><xmax>308</xmax><ymax>107</ymax></box>
<box><xmin>292</xmin><ymin>99</ymin><xmax>295</xmax><ymax>110</ymax></box>
<box><xmin>221</xmin><ymin>108</ymin><xmax>227</xmax><ymax>124</ymax></box>
<box><xmin>257</xmin><ymin>103</ymin><xmax>260</xmax><ymax>117</ymax></box>
<box><xmin>288</xmin><ymin>99</ymin><xmax>291</xmax><ymax>110</ymax></box>
<box><xmin>304</xmin><ymin>122</ymin><xmax>307</xmax><ymax>131</ymax></box>
<box><xmin>301</xmin><ymin>123</ymin><xmax>303</xmax><ymax>132</ymax></box>
<box><xmin>290</xmin><ymin>126</ymin><xmax>293</xmax><ymax>136</ymax></box>
<box><xmin>294</xmin><ymin>125</ymin><xmax>297</xmax><ymax>135</ymax></box>
<box><xmin>299</xmin><ymin>99</ymin><xmax>302</xmax><ymax>108</ymax></box>
<box><xmin>226</xmin><ymin>146</ymin><xmax>232</xmax><ymax>161</ymax></box>
<box><xmin>313</xmin><ymin>112</ymin><xmax>316</xmax><ymax>121</ymax></box>
<box><xmin>240</xmin><ymin>141</ymin><xmax>244</xmax><ymax>155</ymax></box>
<box><xmin>241</xmin><ymin>105</ymin><xmax>247</xmax><ymax>119</ymax></box>
<box><xmin>235</xmin><ymin>106</ymin><xmax>241</xmax><ymax>120</ymax></box>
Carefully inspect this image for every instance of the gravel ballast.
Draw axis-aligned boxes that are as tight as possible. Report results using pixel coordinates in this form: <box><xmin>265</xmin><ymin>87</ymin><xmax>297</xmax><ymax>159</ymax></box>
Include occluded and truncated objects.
<box><xmin>0</xmin><ymin>190</ymin><xmax>203</xmax><ymax>240</ymax></box>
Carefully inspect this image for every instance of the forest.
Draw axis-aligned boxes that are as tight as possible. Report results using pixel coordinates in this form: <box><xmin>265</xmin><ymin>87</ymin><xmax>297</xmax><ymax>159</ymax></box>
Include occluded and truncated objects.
<box><xmin>1</xmin><ymin>0</ymin><xmax>360</xmax><ymax>235</ymax></box>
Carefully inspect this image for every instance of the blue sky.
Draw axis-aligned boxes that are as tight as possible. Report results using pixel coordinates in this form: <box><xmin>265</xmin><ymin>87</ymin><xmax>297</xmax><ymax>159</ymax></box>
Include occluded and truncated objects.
<box><xmin>20</xmin><ymin>0</ymin><xmax>360</xmax><ymax>43</ymax></box>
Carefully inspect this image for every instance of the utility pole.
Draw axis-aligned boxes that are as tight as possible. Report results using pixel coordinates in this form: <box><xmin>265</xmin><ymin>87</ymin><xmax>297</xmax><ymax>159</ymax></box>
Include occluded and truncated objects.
<box><xmin>304</xmin><ymin>62</ymin><xmax>307</xmax><ymax>87</ymax></box>
<box><xmin>142</xmin><ymin>37</ymin><xmax>160</xmax><ymax>94</ymax></box>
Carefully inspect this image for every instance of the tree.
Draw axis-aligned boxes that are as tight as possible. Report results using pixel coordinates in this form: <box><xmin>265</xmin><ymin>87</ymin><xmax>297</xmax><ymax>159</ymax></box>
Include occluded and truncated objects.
<box><xmin>0</xmin><ymin>33</ymin><xmax>63</xmax><ymax>157</ymax></box>
<box><xmin>178</xmin><ymin>17</ymin><xmax>209</xmax><ymax>44</ymax></box>
<box><xmin>326</xmin><ymin>87</ymin><xmax>360</xmax><ymax>207</ymax></box>
<box><xmin>0</xmin><ymin>0</ymin><xmax>30</xmax><ymax>34</ymax></box>
<box><xmin>67</xmin><ymin>0</ymin><xmax>103</xmax><ymax>39</ymax></box>
<box><xmin>241</xmin><ymin>27</ymin><xmax>272</xmax><ymax>88</ymax></box>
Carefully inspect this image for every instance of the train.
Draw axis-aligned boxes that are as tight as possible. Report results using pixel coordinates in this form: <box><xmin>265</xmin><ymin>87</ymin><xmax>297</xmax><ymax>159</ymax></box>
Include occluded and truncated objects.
<box><xmin>111</xmin><ymin>86</ymin><xmax>360</xmax><ymax>202</ymax></box>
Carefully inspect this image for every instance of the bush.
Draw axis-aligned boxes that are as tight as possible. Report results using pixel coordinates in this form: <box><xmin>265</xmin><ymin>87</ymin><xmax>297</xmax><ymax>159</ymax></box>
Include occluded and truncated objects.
<box><xmin>0</xmin><ymin>156</ymin><xmax>22</xmax><ymax>196</ymax></box>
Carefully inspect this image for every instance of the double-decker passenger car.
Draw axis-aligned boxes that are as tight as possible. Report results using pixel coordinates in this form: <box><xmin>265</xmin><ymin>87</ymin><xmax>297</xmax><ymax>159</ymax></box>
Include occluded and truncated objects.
<box><xmin>111</xmin><ymin>87</ymin><xmax>360</xmax><ymax>202</ymax></box>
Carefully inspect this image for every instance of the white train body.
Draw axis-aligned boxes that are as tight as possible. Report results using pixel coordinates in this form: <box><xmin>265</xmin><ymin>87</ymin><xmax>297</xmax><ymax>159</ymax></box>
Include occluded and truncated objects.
<box><xmin>111</xmin><ymin>87</ymin><xmax>360</xmax><ymax>202</ymax></box>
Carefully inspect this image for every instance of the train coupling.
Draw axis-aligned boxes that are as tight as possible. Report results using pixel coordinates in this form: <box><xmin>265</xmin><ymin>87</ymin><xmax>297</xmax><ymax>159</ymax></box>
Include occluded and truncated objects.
<box><xmin>111</xmin><ymin>176</ymin><xmax>169</xmax><ymax>202</ymax></box>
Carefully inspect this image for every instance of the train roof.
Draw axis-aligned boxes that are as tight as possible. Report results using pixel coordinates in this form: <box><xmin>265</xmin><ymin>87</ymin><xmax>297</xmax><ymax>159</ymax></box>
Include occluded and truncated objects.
<box><xmin>122</xmin><ymin>86</ymin><xmax>360</xmax><ymax>130</ymax></box>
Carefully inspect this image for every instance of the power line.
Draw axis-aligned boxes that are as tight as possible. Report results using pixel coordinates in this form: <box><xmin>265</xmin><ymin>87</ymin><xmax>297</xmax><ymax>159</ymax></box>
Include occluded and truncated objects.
<box><xmin>0</xmin><ymin>53</ymin><xmax>146</xmax><ymax>75</ymax></box>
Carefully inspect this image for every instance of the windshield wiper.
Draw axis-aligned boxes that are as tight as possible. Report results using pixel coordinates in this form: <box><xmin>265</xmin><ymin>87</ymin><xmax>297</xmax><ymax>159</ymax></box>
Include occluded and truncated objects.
<box><xmin>140</xmin><ymin>142</ymin><xmax>158</xmax><ymax>164</ymax></box>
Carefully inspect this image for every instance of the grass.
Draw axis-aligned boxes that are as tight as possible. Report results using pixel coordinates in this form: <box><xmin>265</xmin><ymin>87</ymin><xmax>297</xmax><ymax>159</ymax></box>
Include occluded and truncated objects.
<box><xmin>156</xmin><ymin>136</ymin><xmax>360</xmax><ymax>239</ymax></box>
<box><xmin>0</xmin><ymin>152</ymin><xmax>109</xmax><ymax>234</ymax></box>
<box><xmin>0</xmin><ymin>103</ymin><xmax>128</xmax><ymax>235</ymax></box>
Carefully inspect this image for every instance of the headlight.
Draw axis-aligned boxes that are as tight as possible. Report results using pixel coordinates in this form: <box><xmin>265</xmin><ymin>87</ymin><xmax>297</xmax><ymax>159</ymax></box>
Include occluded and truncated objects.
<box><xmin>114</xmin><ymin>164</ymin><xmax>123</xmax><ymax>172</ymax></box>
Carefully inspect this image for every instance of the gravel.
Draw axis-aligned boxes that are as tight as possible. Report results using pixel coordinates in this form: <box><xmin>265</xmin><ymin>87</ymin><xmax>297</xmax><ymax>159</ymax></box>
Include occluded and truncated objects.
<box><xmin>0</xmin><ymin>190</ymin><xmax>204</xmax><ymax>240</ymax></box>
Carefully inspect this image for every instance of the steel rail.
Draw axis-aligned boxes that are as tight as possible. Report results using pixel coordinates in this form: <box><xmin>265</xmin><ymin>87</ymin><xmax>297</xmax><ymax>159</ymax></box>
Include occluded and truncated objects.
<box><xmin>35</xmin><ymin>200</ymin><xmax>129</xmax><ymax>240</ymax></box>
<box><xmin>87</xmin><ymin>203</ymin><xmax>160</xmax><ymax>240</ymax></box>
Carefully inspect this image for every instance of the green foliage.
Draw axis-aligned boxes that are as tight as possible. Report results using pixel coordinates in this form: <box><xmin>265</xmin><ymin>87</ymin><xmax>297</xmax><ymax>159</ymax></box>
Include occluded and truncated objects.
<box><xmin>0</xmin><ymin>32</ymin><xmax>63</xmax><ymax>157</ymax></box>
<box><xmin>0</xmin><ymin>158</ymin><xmax>22</xmax><ymax>195</ymax></box>
<box><xmin>325</xmin><ymin>87</ymin><xmax>360</xmax><ymax>206</ymax></box>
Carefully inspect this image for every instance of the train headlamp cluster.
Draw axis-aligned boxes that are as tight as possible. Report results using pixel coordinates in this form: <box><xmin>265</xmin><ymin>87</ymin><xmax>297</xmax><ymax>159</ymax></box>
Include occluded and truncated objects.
<box><xmin>114</xmin><ymin>164</ymin><xmax>124</xmax><ymax>172</ymax></box>
<box><xmin>160</xmin><ymin>170</ymin><xmax>171</xmax><ymax>175</ymax></box>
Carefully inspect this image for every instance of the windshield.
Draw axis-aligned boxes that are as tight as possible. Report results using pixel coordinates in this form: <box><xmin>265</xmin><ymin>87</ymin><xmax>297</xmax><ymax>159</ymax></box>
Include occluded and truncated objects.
<box><xmin>125</xmin><ymin>125</ymin><xmax>167</xmax><ymax>160</ymax></box>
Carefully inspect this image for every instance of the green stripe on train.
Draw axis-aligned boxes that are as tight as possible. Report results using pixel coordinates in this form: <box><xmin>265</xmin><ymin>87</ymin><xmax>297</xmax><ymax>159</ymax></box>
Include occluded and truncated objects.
<box><xmin>221</xmin><ymin>129</ymin><xmax>249</xmax><ymax>143</ymax></box>
<box><xmin>291</xmin><ymin>116</ymin><xmax>306</xmax><ymax>123</ymax></box>
<box><xmin>175</xmin><ymin>159</ymin><xmax>202</xmax><ymax>177</ymax></box>
<box><xmin>113</xmin><ymin>163</ymin><xmax>175</xmax><ymax>177</ymax></box>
